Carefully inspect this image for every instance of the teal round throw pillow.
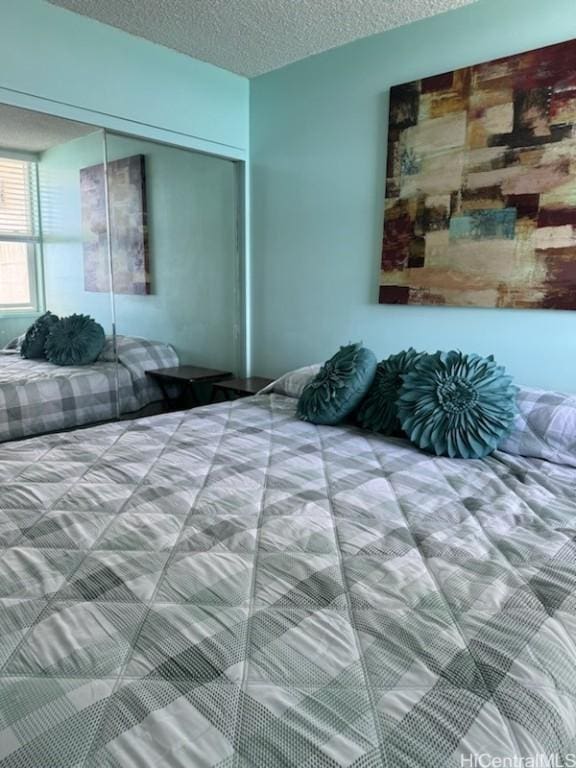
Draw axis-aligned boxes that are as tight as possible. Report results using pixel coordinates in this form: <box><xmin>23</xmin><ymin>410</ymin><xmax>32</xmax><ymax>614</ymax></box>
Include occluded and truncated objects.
<box><xmin>20</xmin><ymin>311</ymin><xmax>59</xmax><ymax>360</ymax></box>
<box><xmin>45</xmin><ymin>314</ymin><xmax>106</xmax><ymax>366</ymax></box>
<box><xmin>357</xmin><ymin>347</ymin><xmax>422</xmax><ymax>435</ymax></box>
<box><xmin>398</xmin><ymin>350</ymin><xmax>517</xmax><ymax>459</ymax></box>
<box><xmin>297</xmin><ymin>343</ymin><xmax>377</xmax><ymax>426</ymax></box>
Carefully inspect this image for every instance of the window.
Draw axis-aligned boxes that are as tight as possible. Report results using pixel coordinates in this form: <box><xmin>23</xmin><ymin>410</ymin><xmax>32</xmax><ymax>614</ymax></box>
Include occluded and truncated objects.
<box><xmin>0</xmin><ymin>157</ymin><xmax>41</xmax><ymax>312</ymax></box>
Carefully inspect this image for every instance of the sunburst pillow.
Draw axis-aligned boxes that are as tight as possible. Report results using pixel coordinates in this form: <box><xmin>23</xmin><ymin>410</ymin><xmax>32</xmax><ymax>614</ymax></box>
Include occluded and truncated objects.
<box><xmin>20</xmin><ymin>311</ymin><xmax>59</xmax><ymax>360</ymax></box>
<box><xmin>357</xmin><ymin>347</ymin><xmax>422</xmax><ymax>435</ymax></box>
<box><xmin>398</xmin><ymin>350</ymin><xmax>517</xmax><ymax>459</ymax></box>
<box><xmin>45</xmin><ymin>314</ymin><xmax>106</xmax><ymax>366</ymax></box>
<box><xmin>297</xmin><ymin>343</ymin><xmax>377</xmax><ymax>426</ymax></box>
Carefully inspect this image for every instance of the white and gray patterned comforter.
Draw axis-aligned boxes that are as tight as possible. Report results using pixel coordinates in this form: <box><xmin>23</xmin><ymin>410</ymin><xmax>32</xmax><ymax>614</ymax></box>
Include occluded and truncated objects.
<box><xmin>0</xmin><ymin>393</ymin><xmax>575</xmax><ymax>767</ymax></box>
<box><xmin>0</xmin><ymin>337</ymin><xmax>177</xmax><ymax>442</ymax></box>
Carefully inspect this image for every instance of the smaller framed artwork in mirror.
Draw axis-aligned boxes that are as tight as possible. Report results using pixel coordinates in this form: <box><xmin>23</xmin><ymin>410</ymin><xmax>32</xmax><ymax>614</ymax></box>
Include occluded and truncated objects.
<box><xmin>380</xmin><ymin>38</ymin><xmax>576</xmax><ymax>310</ymax></box>
<box><xmin>80</xmin><ymin>154</ymin><xmax>150</xmax><ymax>295</ymax></box>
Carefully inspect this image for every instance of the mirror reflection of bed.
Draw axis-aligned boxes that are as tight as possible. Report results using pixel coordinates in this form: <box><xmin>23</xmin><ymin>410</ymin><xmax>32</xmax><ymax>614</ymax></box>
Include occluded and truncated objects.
<box><xmin>0</xmin><ymin>332</ymin><xmax>178</xmax><ymax>441</ymax></box>
<box><xmin>0</xmin><ymin>104</ymin><xmax>241</xmax><ymax>442</ymax></box>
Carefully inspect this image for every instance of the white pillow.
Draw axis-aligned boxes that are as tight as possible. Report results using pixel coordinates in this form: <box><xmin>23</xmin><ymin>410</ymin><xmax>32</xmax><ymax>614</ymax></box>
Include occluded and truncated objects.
<box><xmin>259</xmin><ymin>364</ymin><xmax>321</xmax><ymax>398</ymax></box>
<box><xmin>2</xmin><ymin>334</ymin><xmax>25</xmax><ymax>351</ymax></box>
<box><xmin>498</xmin><ymin>386</ymin><xmax>576</xmax><ymax>468</ymax></box>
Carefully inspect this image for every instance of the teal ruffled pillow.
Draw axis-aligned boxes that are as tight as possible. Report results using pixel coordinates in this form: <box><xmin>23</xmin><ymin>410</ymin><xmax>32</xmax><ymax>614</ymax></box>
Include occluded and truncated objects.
<box><xmin>297</xmin><ymin>343</ymin><xmax>377</xmax><ymax>426</ymax></box>
<box><xmin>357</xmin><ymin>347</ymin><xmax>422</xmax><ymax>435</ymax></box>
<box><xmin>45</xmin><ymin>314</ymin><xmax>106</xmax><ymax>366</ymax></box>
<box><xmin>398</xmin><ymin>350</ymin><xmax>517</xmax><ymax>459</ymax></box>
<box><xmin>20</xmin><ymin>312</ymin><xmax>59</xmax><ymax>360</ymax></box>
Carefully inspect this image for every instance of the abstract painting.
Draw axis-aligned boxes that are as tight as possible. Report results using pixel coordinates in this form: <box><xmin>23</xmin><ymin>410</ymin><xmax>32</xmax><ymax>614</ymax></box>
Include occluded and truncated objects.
<box><xmin>380</xmin><ymin>39</ymin><xmax>576</xmax><ymax>310</ymax></box>
<box><xmin>80</xmin><ymin>154</ymin><xmax>150</xmax><ymax>295</ymax></box>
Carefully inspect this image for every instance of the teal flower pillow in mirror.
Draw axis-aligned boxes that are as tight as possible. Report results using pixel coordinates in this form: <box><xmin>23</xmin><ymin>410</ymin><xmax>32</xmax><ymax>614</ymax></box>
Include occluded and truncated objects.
<box><xmin>20</xmin><ymin>311</ymin><xmax>59</xmax><ymax>360</ymax></box>
<box><xmin>297</xmin><ymin>342</ymin><xmax>377</xmax><ymax>426</ymax></box>
<box><xmin>357</xmin><ymin>347</ymin><xmax>422</xmax><ymax>435</ymax></box>
<box><xmin>398</xmin><ymin>350</ymin><xmax>517</xmax><ymax>459</ymax></box>
<box><xmin>45</xmin><ymin>314</ymin><xmax>106</xmax><ymax>366</ymax></box>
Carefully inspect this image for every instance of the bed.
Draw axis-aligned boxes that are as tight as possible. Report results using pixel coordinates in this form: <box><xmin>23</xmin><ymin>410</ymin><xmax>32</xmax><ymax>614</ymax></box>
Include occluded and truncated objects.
<box><xmin>0</xmin><ymin>389</ymin><xmax>575</xmax><ymax>766</ymax></box>
<box><xmin>0</xmin><ymin>335</ymin><xmax>178</xmax><ymax>442</ymax></box>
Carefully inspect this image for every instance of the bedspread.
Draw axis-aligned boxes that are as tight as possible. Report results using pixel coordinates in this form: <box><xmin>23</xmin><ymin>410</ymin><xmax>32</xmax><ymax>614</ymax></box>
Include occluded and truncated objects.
<box><xmin>0</xmin><ymin>393</ymin><xmax>575</xmax><ymax>767</ymax></box>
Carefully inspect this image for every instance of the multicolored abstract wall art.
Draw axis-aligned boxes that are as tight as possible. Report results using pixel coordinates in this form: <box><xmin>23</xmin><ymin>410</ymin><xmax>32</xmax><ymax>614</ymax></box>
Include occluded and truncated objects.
<box><xmin>81</xmin><ymin>154</ymin><xmax>150</xmax><ymax>295</ymax></box>
<box><xmin>380</xmin><ymin>39</ymin><xmax>576</xmax><ymax>310</ymax></box>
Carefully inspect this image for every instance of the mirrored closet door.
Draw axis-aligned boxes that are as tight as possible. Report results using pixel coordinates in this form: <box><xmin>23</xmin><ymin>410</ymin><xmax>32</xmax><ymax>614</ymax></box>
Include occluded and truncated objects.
<box><xmin>0</xmin><ymin>109</ymin><xmax>112</xmax><ymax>349</ymax></box>
<box><xmin>0</xmin><ymin>107</ymin><xmax>117</xmax><ymax>442</ymax></box>
<box><xmin>0</xmin><ymin>104</ymin><xmax>243</xmax><ymax>442</ymax></box>
<box><xmin>105</xmin><ymin>131</ymin><xmax>241</xmax><ymax>376</ymax></box>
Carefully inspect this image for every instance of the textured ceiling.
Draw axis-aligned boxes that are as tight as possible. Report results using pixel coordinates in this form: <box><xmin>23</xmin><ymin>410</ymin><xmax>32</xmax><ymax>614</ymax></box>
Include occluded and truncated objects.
<box><xmin>48</xmin><ymin>0</ymin><xmax>479</xmax><ymax>77</ymax></box>
<box><xmin>0</xmin><ymin>105</ymin><xmax>97</xmax><ymax>153</ymax></box>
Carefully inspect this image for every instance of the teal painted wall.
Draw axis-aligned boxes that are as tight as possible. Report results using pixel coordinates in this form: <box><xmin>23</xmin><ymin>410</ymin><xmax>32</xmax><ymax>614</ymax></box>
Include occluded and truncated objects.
<box><xmin>39</xmin><ymin>132</ymin><xmax>113</xmax><ymax>335</ymax></box>
<box><xmin>250</xmin><ymin>0</ymin><xmax>576</xmax><ymax>392</ymax></box>
<box><xmin>0</xmin><ymin>0</ymin><xmax>248</xmax><ymax>155</ymax></box>
<box><xmin>0</xmin><ymin>317</ymin><xmax>33</xmax><ymax>348</ymax></box>
<box><xmin>39</xmin><ymin>133</ymin><xmax>239</xmax><ymax>369</ymax></box>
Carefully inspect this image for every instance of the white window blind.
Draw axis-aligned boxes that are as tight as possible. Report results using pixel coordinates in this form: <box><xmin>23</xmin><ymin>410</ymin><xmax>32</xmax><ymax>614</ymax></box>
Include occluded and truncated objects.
<box><xmin>0</xmin><ymin>157</ymin><xmax>40</xmax><ymax>311</ymax></box>
<box><xmin>0</xmin><ymin>158</ymin><xmax>39</xmax><ymax>238</ymax></box>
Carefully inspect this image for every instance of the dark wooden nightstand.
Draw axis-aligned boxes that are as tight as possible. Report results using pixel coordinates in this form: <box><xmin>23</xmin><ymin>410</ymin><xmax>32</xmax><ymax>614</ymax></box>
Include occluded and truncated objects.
<box><xmin>146</xmin><ymin>365</ymin><xmax>233</xmax><ymax>410</ymax></box>
<box><xmin>212</xmin><ymin>376</ymin><xmax>274</xmax><ymax>401</ymax></box>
